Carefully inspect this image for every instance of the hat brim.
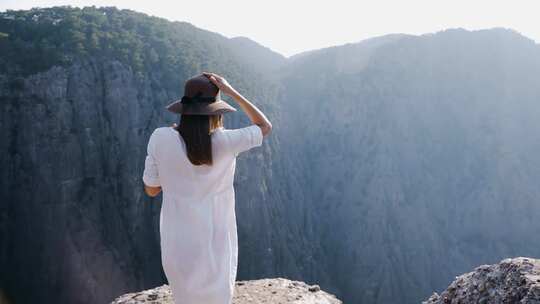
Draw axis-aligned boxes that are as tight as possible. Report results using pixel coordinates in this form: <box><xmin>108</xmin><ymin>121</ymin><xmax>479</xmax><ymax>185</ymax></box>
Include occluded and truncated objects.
<box><xmin>165</xmin><ymin>99</ymin><xmax>237</xmax><ymax>115</ymax></box>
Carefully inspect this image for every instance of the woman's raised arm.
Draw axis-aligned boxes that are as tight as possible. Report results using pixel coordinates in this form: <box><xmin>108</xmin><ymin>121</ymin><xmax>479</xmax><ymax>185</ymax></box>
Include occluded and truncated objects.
<box><xmin>203</xmin><ymin>72</ymin><xmax>273</xmax><ymax>136</ymax></box>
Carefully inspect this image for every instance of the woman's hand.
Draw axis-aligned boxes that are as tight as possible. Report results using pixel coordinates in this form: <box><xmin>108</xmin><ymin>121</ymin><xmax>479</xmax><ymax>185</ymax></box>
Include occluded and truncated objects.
<box><xmin>144</xmin><ymin>184</ymin><xmax>162</xmax><ymax>197</ymax></box>
<box><xmin>203</xmin><ymin>72</ymin><xmax>237</xmax><ymax>97</ymax></box>
<box><xmin>204</xmin><ymin>72</ymin><xmax>272</xmax><ymax>137</ymax></box>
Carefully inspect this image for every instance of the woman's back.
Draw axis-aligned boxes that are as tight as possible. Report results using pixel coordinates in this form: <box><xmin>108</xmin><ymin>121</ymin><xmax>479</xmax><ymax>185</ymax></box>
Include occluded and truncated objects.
<box><xmin>143</xmin><ymin>124</ymin><xmax>263</xmax><ymax>201</ymax></box>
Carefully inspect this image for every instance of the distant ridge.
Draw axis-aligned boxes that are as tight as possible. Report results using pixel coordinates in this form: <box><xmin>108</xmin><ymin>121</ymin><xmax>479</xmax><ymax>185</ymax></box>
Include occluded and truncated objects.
<box><xmin>288</xmin><ymin>33</ymin><xmax>409</xmax><ymax>62</ymax></box>
<box><xmin>228</xmin><ymin>36</ymin><xmax>287</xmax><ymax>72</ymax></box>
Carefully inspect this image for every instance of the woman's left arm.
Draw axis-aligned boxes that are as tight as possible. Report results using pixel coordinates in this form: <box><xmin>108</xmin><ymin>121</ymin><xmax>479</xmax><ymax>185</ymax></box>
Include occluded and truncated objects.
<box><xmin>143</xmin><ymin>128</ymin><xmax>163</xmax><ymax>197</ymax></box>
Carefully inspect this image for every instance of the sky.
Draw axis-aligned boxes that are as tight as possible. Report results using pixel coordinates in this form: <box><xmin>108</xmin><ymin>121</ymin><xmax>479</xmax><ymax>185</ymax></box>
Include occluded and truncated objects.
<box><xmin>1</xmin><ymin>0</ymin><xmax>539</xmax><ymax>57</ymax></box>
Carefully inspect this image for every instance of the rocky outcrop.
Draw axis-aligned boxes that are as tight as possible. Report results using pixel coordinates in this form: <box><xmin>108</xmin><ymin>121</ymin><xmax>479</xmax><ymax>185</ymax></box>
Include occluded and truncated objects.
<box><xmin>110</xmin><ymin>278</ymin><xmax>342</xmax><ymax>304</ymax></box>
<box><xmin>424</xmin><ymin>257</ymin><xmax>540</xmax><ymax>304</ymax></box>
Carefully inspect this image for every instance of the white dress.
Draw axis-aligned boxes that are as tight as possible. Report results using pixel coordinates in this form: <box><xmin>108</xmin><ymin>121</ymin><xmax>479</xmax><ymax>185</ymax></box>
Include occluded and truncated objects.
<box><xmin>142</xmin><ymin>124</ymin><xmax>263</xmax><ymax>304</ymax></box>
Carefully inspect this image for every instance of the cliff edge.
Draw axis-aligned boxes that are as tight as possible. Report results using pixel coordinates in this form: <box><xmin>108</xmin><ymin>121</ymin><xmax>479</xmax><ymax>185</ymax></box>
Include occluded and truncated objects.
<box><xmin>111</xmin><ymin>278</ymin><xmax>342</xmax><ymax>304</ymax></box>
<box><xmin>424</xmin><ymin>257</ymin><xmax>540</xmax><ymax>303</ymax></box>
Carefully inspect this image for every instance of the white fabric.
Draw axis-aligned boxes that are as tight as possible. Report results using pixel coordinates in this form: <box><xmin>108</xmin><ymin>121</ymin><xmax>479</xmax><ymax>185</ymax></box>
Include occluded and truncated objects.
<box><xmin>142</xmin><ymin>124</ymin><xmax>263</xmax><ymax>304</ymax></box>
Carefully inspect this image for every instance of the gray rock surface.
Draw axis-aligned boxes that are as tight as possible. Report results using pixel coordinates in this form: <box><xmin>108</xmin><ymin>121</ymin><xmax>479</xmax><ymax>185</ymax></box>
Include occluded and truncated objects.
<box><xmin>110</xmin><ymin>278</ymin><xmax>342</xmax><ymax>304</ymax></box>
<box><xmin>424</xmin><ymin>257</ymin><xmax>540</xmax><ymax>304</ymax></box>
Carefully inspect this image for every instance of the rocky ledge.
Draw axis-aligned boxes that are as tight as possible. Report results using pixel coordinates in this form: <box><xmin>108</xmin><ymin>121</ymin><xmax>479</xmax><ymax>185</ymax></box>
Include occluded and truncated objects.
<box><xmin>111</xmin><ymin>278</ymin><xmax>342</xmax><ymax>304</ymax></box>
<box><xmin>424</xmin><ymin>257</ymin><xmax>540</xmax><ymax>304</ymax></box>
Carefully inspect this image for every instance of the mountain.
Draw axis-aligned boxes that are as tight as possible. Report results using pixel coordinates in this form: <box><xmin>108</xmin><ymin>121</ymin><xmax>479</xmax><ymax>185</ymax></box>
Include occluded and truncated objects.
<box><xmin>287</xmin><ymin>33</ymin><xmax>408</xmax><ymax>70</ymax></box>
<box><xmin>227</xmin><ymin>36</ymin><xmax>287</xmax><ymax>73</ymax></box>
<box><xmin>277</xmin><ymin>27</ymin><xmax>540</xmax><ymax>303</ymax></box>
<box><xmin>2</xmin><ymin>6</ymin><xmax>540</xmax><ymax>304</ymax></box>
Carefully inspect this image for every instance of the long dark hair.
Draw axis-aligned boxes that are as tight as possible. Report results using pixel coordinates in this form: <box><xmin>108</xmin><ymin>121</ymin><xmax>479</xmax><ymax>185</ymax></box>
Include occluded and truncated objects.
<box><xmin>175</xmin><ymin>114</ymin><xmax>223</xmax><ymax>166</ymax></box>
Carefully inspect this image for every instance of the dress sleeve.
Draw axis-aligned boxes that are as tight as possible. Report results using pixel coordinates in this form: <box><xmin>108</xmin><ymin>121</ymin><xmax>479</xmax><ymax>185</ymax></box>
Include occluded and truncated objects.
<box><xmin>225</xmin><ymin>124</ymin><xmax>264</xmax><ymax>156</ymax></box>
<box><xmin>142</xmin><ymin>129</ymin><xmax>161</xmax><ymax>187</ymax></box>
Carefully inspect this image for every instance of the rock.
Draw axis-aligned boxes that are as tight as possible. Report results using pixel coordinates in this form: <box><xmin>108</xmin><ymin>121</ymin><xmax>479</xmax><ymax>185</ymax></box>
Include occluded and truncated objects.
<box><xmin>309</xmin><ymin>284</ymin><xmax>321</xmax><ymax>292</ymax></box>
<box><xmin>111</xmin><ymin>278</ymin><xmax>342</xmax><ymax>304</ymax></box>
<box><xmin>423</xmin><ymin>257</ymin><xmax>540</xmax><ymax>304</ymax></box>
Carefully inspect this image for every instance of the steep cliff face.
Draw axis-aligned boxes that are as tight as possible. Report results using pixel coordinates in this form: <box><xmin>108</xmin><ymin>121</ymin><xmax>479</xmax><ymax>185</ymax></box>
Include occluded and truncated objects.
<box><xmin>278</xmin><ymin>28</ymin><xmax>540</xmax><ymax>303</ymax></box>
<box><xmin>1</xmin><ymin>60</ymin><xmax>166</xmax><ymax>303</ymax></box>
<box><xmin>0</xmin><ymin>60</ymin><xmax>318</xmax><ymax>304</ymax></box>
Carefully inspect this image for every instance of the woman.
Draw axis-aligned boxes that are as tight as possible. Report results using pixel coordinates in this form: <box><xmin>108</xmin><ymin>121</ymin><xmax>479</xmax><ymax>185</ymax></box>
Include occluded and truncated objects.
<box><xmin>142</xmin><ymin>72</ymin><xmax>272</xmax><ymax>304</ymax></box>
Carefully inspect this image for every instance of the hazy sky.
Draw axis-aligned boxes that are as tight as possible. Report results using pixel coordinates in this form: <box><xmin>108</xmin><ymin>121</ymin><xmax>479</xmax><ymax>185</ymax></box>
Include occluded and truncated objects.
<box><xmin>1</xmin><ymin>0</ymin><xmax>539</xmax><ymax>57</ymax></box>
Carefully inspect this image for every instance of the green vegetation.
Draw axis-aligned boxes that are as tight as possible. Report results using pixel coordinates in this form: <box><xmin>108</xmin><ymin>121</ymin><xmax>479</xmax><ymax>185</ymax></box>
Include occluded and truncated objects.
<box><xmin>0</xmin><ymin>6</ymin><xmax>241</xmax><ymax>89</ymax></box>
